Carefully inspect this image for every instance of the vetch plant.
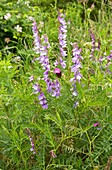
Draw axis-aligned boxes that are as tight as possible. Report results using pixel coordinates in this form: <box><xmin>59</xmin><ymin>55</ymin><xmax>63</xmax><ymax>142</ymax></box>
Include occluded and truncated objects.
<box><xmin>30</xmin><ymin>12</ymin><xmax>84</xmax><ymax>109</ymax></box>
<box><xmin>54</xmin><ymin>11</ymin><xmax>67</xmax><ymax>69</ymax></box>
<box><xmin>1</xmin><ymin>2</ymin><xmax>112</xmax><ymax>169</ymax></box>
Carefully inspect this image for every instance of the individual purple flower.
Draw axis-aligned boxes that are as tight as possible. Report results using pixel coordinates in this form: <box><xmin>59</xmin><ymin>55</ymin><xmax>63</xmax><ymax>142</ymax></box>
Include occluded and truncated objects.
<box><xmin>107</xmin><ymin>51</ymin><xmax>112</xmax><ymax>61</ymax></box>
<box><xmin>71</xmin><ymin>84</ymin><xmax>78</xmax><ymax>96</ymax></box>
<box><xmin>54</xmin><ymin>68</ymin><xmax>62</xmax><ymax>78</ymax></box>
<box><xmin>29</xmin><ymin>75</ymin><xmax>34</xmax><ymax>82</ymax></box>
<box><xmin>49</xmin><ymin>150</ymin><xmax>57</xmax><ymax>158</ymax></box>
<box><xmin>73</xmin><ymin>100</ymin><xmax>79</xmax><ymax>108</ymax></box>
<box><xmin>26</xmin><ymin>128</ymin><xmax>36</xmax><ymax>154</ymax></box>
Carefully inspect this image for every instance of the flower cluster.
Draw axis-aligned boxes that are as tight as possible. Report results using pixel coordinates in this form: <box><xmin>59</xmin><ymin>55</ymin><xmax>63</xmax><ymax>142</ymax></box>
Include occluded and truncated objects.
<box><xmin>70</xmin><ymin>43</ymin><xmax>83</xmax><ymax>84</ymax></box>
<box><xmin>31</xmin><ymin>19</ymin><xmax>61</xmax><ymax>99</ymax></box>
<box><xmin>54</xmin><ymin>11</ymin><xmax>67</xmax><ymax>69</ymax></box>
<box><xmin>32</xmin><ymin>20</ymin><xmax>50</xmax><ymax>78</ymax></box>
<box><xmin>39</xmin><ymin>34</ymin><xmax>50</xmax><ymax>79</ymax></box>
<box><xmin>106</xmin><ymin>51</ymin><xmax>112</xmax><ymax>74</ymax></box>
<box><xmin>99</xmin><ymin>51</ymin><xmax>112</xmax><ymax>74</ymax></box>
<box><xmin>70</xmin><ymin>43</ymin><xmax>83</xmax><ymax>101</ymax></box>
<box><xmin>32</xmin><ymin>20</ymin><xmax>41</xmax><ymax>56</ymax></box>
<box><xmin>89</xmin><ymin>30</ymin><xmax>95</xmax><ymax>59</ymax></box>
<box><xmin>46</xmin><ymin>79</ymin><xmax>60</xmax><ymax>98</ymax></box>
<box><xmin>26</xmin><ymin>128</ymin><xmax>36</xmax><ymax>154</ymax></box>
<box><xmin>33</xmin><ymin>83</ymin><xmax>48</xmax><ymax>109</ymax></box>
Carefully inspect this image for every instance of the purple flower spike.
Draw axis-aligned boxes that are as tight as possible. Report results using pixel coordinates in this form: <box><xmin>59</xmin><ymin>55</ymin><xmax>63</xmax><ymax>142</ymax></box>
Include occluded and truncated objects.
<box><xmin>54</xmin><ymin>11</ymin><xmax>67</xmax><ymax>69</ymax></box>
<box><xmin>70</xmin><ymin>43</ymin><xmax>83</xmax><ymax>84</ymax></box>
<box><xmin>89</xmin><ymin>30</ymin><xmax>95</xmax><ymax>60</ymax></box>
<box><xmin>26</xmin><ymin>128</ymin><xmax>36</xmax><ymax>155</ymax></box>
<box><xmin>54</xmin><ymin>68</ymin><xmax>62</xmax><ymax>78</ymax></box>
<box><xmin>32</xmin><ymin>20</ymin><xmax>41</xmax><ymax>55</ymax></box>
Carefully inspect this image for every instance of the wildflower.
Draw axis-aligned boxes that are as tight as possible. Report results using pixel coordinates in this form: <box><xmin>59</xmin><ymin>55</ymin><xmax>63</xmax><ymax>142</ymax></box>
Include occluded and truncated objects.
<box><xmin>32</xmin><ymin>83</ymin><xmax>48</xmax><ymax>109</ymax></box>
<box><xmin>32</xmin><ymin>83</ymin><xmax>41</xmax><ymax>94</ymax></box>
<box><xmin>32</xmin><ymin>20</ymin><xmax>41</xmax><ymax>55</ymax></box>
<box><xmin>93</xmin><ymin>122</ymin><xmax>100</xmax><ymax>127</ymax></box>
<box><xmin>29</xmin><ymin>76</ymin><xmax>34</xmax><ymax>82</ymax></box>
<box><xmin>71</xmin><ymin>84</ymin><xmax>78</xmax><ymax>96</ymax></box>
<box><xmin>54</xmin><ymin>68</ymin><xmax>62</xmax><ymax>78</ymax></box>
<box><xmin>49</xmin><ymin>150</ymin><xmax>57</xmax><ymax>158</ymax></box>
<box><xmin>70</xmin><ymin>43</ymin><xmax>83</xmax><ymax>84</ymax></box>
<box><xmin>26</xmin><ymin>128</ymin><xmax>36</xmax><ymax>154</ymax></box>
<box><xmin>70</xmin><ymin>43</ymin><xmax>83</xmax><ymax>108</ymax></box>
<box><xmin>107</xmin><ymin>51</ymin><xmax>112</xmax><ymax>61</ymax></box>
<box><xmin>89</xmin><ymin>30</ymin><xmax>95</xmax><ymax>59</ymax></box>
<box><xmin>14</xmin><ymin>25</ymin><xmax>22</xmax><ymax>32</ymax></box>
<box><xmin>51</xmin><ymin>80</ymin><xmax>61</xmax><ymax>97</ymax></box>
<box><xmin>32</xmin><ymin>20</ymin><xmax>50</xmax><ymax>74</ymax></box>
<box><xmin>12</xmin><ymin>56</ymin><xmax>21</xmax><ymax>63</ymax></box>
<box><xmin>54</xmin><ymin>11</ymin><xmax>67</xmax><ymax>69</ymax></box>
<box><xmin>45</xmin><ymin>79</ymin><xmax>61</xmax><ymax>97</ymax></box>
<box><xmin>4</xmin><ymin>37</ymin><xmax>10</xmax><ymax>43</ymax></box>
<box><xmin>31</xmin><ymin>19</ymin><xmax>60</xmax><ymax>98</ymax></box>
<box><xmin>4</xmin><ymin>13</ymin><xmax>11</xmax><ymax>20</ymax></box>
<box><xmin>73</xmin><ymin>100</ymin><xmax>79</xmax><ymax>108</ymax></box>
<box><xmin>93</xmin><ymin>122</ymin><xmax>101</xmax><ymax>130</ymax></box>
<box><xmin>106</xmin><ymin>51</ymin><xmax>112</xmax><ymax>74</ymax></box>
<box><xmin>99</xmin><ymin>51</ymin><xmax>112</xmax><ymax>74</ymax></box>
<box><xmin>38</xmin><ymin>93</ymin><xmax>48</xmax><ymax>109</ymax></box>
